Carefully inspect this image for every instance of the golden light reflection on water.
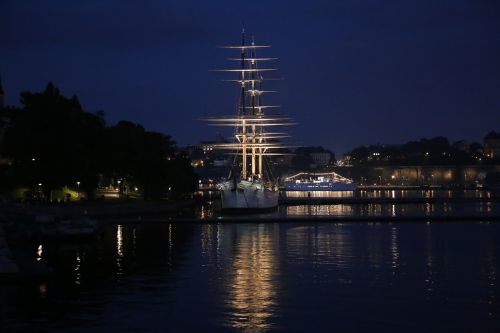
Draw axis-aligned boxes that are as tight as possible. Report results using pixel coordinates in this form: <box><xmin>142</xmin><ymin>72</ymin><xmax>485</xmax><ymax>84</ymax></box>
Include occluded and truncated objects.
<box><xmin>481</xmin><ymin>226</ymin><xmax>497</xmax><ymax>316</ymax></box>
<box><xmin>116</xmin><ymin>225</ymin><xmax>124</xmax><ymax>277</ymax></box>
<box><xmin>286</xmin><ymin>204</ymin><xmax>353</xmax><ymax>216</ymax></box>
<box><xmin>425</xmin><ymin>225</ymin><xmax>435</xmax><ymax>297</ymax></box>
<box><xmin>126</xmin><ymin>220</ymin><xmax>500</xmax><ymax>331</ymax></box>
<box><xmin>225</xmin><ymin>228</ymin><xmax>278</xmax><ymax>333</ymax></box>
<box><xmin>75</xmin><ymin>252</ymin><xmax>82</xmax><ymax>285</ymax></box>
<box><xmin>168</xmin><ymin>224</ymin><xmax>173</xmax><ymax>249</ymax></box>
<box><xmin>285</xmin><ymin>225</ymin><xmax>353</xmax><ymax>269</ymax></box>
<box><xmin>39</xmin><ymin>283</ymin><xmax>47</xmax><ymax>298</ymax></box>
<box><xmin>424</xmin><ymin>203</ymin><xmax>434</xmax><ymax>215</ymax></box>
<box><xmin>390</xmin><ymin>227</ymin><xmax>399</xmax><ymax>273</ymax></box>
<box><xmin>479</xmin><ymin>202</ymin><xmax>493</xmax><ymax>213</ymax></box>
<box><xmin>200</xmin><ymin>224</ymin><xmax>214</xmax><ymax>257</ymax></box>
<box><xmin>285</xmin><ymin>191</ymin><xmax>353</xmax><ymax>198</ymax></box>
<box><xmin>37</xmin><ymin>244</ymin><xmax>43</xmax><ymax>261</ymax></box>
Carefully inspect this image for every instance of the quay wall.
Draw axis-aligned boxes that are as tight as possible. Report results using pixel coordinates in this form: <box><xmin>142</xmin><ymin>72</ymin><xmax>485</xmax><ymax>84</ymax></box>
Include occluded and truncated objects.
<box><xmin>333</xmin><ymin>165</ymin><xmax>500</xmax><ymax>186</ymax></box>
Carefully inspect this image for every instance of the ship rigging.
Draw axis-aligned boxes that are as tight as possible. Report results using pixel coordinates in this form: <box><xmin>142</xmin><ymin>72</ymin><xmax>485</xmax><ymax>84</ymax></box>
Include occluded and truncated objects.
<box><xmin>205</xmin><ymin>29</ymin><xmax>294</xmax><ymax>183</ymax></box>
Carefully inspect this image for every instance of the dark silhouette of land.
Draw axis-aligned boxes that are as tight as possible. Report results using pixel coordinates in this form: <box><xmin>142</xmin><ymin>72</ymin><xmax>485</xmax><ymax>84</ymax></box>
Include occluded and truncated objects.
<box><xmin>0</xmin><ymin>83</ymin><xmax>197</xmax><ymax>202</ymax></box>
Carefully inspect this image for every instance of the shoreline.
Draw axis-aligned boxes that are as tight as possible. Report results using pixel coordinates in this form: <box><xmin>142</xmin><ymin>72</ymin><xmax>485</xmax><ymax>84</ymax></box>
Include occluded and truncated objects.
<box><xmin>0</xmin><ymin>199</ymin><xmax>197</xmax><ymax>222</ymax></box>
<box><xmin>102</xmin><ymin>214</ymin><xmax>500</xmax><ymax>225</ymax></box>
<box><xmin>1</xmin><ymin>195</ymin><xmax>498</xmax><ymax>221</ymax></box>
<box><xmin>1</xmin><ymin>193</ymin><xmax>499</xmax><ymax>226</ymax></box>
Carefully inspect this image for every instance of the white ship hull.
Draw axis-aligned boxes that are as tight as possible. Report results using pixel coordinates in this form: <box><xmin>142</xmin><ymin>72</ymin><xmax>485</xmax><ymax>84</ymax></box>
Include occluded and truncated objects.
<box><xmin>284</xmin><ymin>181</ymin><xmax>357</xmax><ymax>191</ymax></box>
<box><xmin>219</xmin><ymin>180</ymin><xmax>279</xmax><ymax>211</ymax></box>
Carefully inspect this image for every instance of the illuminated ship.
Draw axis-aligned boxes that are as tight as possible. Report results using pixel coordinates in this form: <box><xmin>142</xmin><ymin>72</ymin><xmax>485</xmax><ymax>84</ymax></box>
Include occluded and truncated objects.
<box><xmin>284</xmin><ymin>172</ymin><xmax>357</xmax><ymax>191</ymax></box>
<box><xmin>205</xmin><ymin>29</ymin><xmax>294</xmax><ymax>211</ymax></box>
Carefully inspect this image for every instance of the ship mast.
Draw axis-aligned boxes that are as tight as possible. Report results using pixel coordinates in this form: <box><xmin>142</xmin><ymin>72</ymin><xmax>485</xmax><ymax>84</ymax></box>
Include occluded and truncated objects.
<box><xmin>207</xmin><ymin>30</ymin><xmax>294</xmax><ymax>183</ymax></box>
<box><xmin>250</xmin><ymin>36</ymin><xmax>257</xmax><ymax>177</ymax></box>
<box><xmin>240</xmin><ymin>29</ymin><xmax>248</xmax><ymax>178</ymax></box>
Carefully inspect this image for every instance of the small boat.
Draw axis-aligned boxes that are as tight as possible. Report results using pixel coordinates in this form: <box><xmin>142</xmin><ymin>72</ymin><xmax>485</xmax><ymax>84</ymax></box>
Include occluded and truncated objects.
<box><xmin>57</xmin><ymin>218</ymin><xmax>99</xmax><ymax>238</ymax></box>
<box><xmin>35</xmin><ymin>215</ymin><xmax>99</xmax><ymax>239</ymax></box>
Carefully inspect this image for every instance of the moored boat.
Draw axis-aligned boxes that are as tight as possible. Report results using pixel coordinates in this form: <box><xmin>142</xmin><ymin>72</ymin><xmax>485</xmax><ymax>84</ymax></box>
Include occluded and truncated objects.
<box><xmin>205</xmin><ymin>29</ymin><xmax>294</xmax><ymax>212</ymax></box>
<box><xmin>284</xmin><ymin>172</ymin><xmax>357</xmax><ymax>191</ymax></box>
<box><xmin>219</xmin><ymin>179</ymin><xmax>278</xmax><ymax>211</ymax></box>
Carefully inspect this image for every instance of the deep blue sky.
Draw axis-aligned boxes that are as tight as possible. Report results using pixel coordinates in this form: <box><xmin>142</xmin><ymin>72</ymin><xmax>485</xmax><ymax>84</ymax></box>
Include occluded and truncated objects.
<box><xmin>1</xmin><ymin>0</ymin><xmax>500</xmax><ymax>154</ymax></box>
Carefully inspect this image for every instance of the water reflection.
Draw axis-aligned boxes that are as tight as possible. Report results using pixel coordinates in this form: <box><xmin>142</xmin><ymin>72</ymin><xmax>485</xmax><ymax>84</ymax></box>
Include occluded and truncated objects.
<box><xmin>75</xmin><ymin>252</ymin><xmax>82</xmax><ymax>285</ymax></box>
<box><xmin>285</xmin><ymin>191</ymin><xmax>354</xmax><ymax>198</ymax></box>
<box><xmin>36</xmin><ymin>244</ymin><xmax>43</xmax><ymax>261</ymax></box>
<box><xmin>286</xmin><ymin>224</ymin><xmax>353</xmax><ymax>270</ymax></box>
<box><xmin>390</xmin><ymin>226</ymin><xmax>399</xmax><ymax>273</ymax></box>
<box><xmin>286</xmin><ymin>204</ymin><xmax>353</xmax><ymax>216</ymax></box>
<box><xmin>3</xmin><ymin>222</ymin><xmax>500</xmax><ymax>333</ymax></box>
<box><xmin>39</xmin><ymin>283</ymin><xmax>47</xmax><ymax>298</ymax></box>
<box><xmin>285</xmin><ymin>189</ymin><xmax>495</xmax><ymax>200</ymax></box>
<box><xmin>425</xmin><ymin>225</ymin><xmax>435</xmax><ymax>297</ymax></box>
<box><xmin>116</xmin><ymin>224</ymin><xmax>124</xmax><ymax>278</ymax></box>
<box><xmin>225</xmin><ymin>227</ymin><xmax>278</xmax><ymax>333</ymax></box>
<box><xmin>424</xmin><ymin>203</ymin><xmax>434</xmax><ymax>215</ymax></box>
<box><xmin>484</xmin><ymin>227</ymin><xmax>497</xmax><ymax>317</ymax></box>
<box><xmin>282</xmin><ymin>201</ymin><xmax>499</xmax><ymax>218</ymax></box>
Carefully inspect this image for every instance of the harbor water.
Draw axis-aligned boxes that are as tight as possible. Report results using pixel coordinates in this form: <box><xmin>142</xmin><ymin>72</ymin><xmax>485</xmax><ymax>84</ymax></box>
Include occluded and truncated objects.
<box><xmin>2</xmin><ymin>205</ymin><xmax>500</xmax><ymax>332</ymax></box>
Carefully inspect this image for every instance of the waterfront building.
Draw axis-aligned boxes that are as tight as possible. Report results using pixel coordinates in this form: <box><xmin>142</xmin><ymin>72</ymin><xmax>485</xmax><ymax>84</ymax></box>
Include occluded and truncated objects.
<box><xmin>310</xmin><ymin>152</ymin><xmax>331</xmax><ymax>167</ymax></box>
<box><xmin>186</xmin><ymin>136</ymin><xmax>231</xmax><ymax>168</ymax></box>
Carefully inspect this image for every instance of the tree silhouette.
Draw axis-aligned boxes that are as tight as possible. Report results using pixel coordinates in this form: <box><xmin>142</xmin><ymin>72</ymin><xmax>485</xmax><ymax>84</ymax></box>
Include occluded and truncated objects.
<box><xmin>1</xmin><ymin>82</ymin><xmax>105</xmax><ymax>199</ymax></box>
<box><xmin>0</xmin><ymin>82</ymin><xmax>197</xmax><ymax>201</ymax></box>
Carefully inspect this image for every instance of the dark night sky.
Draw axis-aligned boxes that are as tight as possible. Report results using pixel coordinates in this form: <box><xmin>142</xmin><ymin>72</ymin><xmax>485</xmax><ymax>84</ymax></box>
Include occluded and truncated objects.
<box><xmin>1</xmin><ymin>0</ymin><xmax>500</xmax><ymax>154</ymax></box>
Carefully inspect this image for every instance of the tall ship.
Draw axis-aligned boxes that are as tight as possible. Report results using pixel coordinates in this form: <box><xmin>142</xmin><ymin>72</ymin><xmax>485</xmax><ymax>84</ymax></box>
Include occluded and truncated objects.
<box><xmin>284</xmin><ymin>171</ymin><xmax>357</xmax><ymax>191</ymax></box>
<box><xmin>205</xmin><ymin>29</ymin><xmax>294</xmax><ymax>211</ymax></box>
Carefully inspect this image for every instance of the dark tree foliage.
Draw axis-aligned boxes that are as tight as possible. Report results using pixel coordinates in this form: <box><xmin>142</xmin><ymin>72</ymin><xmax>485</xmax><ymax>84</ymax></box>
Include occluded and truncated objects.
<box><xmin>1</xmin><ymin>83</ymin><xmax>105</xmax><ymax>198</ymax></box>
<box><xmin>291</xmin><ymin>146</ymin><xmax>336</xmax><ymax>170</ymax></box>
<box><xmin>103</xmin><ymin>121</ymin><xmax>197</xmax><ymax>200</ymax></box>
<box><xmin>485</xmin><ymin>131</ymin><xmax>500</xmax><ymax>140</ymax></box>
<box><xmin>0</xmin><ymin>83</ymin><xmax>197</xmax><ymax>200</ymax></box>
<box><xmin>103</xmin><ymin>121</ymin><xmax>146</xmax><ymax>183</ymax></box>
<box><xmin>346</xmin><ymin>137</ymin><xmax>478</xmax><ymax>166</ymax></box>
